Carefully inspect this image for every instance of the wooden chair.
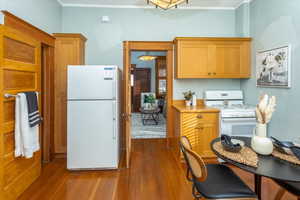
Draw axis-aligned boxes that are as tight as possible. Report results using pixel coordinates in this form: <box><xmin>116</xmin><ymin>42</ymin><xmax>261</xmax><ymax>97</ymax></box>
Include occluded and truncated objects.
<box><xmin>274</xmin><ymin>180</ymin><xmax>300</xmax><ymax>200</ymax></box>
<box><xmin>180</xmin><ymin>136</ymin><xmax>257</xmax><ymax>200</ymax></box>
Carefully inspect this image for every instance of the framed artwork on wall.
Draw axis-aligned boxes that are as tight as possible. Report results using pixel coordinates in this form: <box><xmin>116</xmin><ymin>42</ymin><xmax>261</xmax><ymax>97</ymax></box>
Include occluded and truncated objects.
<box><xmin>256</xmin><ymin>45</ymin><xmax>291</xmax><ymax>88</ymax></box>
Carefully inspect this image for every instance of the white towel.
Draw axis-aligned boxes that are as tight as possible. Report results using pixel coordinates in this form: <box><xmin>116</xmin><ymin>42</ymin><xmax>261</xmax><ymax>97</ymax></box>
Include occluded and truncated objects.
<box><xmin>15</xmin><ymin>93</ymin><xmax>40</xmax><ymax>158</ymax></box>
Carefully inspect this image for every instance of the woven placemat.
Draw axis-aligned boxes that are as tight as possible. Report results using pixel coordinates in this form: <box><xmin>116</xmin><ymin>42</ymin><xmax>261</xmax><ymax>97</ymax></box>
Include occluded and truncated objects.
<box><xmin>213</xmin><ymin>141</ymin><xmax>258</xmax><ymax>168</ymax></box>
<box><xmin>272</xmin><ymin>150</ymin><xmax>300</xmax><ymax>165</ymax></box>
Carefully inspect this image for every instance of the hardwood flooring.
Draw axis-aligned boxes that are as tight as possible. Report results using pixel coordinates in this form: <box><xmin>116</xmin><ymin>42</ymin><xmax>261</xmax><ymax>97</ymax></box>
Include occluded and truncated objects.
<box><xmin>18</xmin><ymin>139</ymin><xmax>297</xmax><ymax>200</ymax></box>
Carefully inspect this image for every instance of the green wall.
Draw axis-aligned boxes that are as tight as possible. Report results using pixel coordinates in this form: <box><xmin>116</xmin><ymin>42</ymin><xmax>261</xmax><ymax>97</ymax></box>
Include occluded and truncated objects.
<box><xmin>62</xmin><ymin>7</ymin><xmax>241</xmax><ymax>99</ymax></box>
<box><xmin>241</xmin><ymin>0</ymin><xmax>300</xmax><ymax>140</ymax></box>
<box><xmin>1</xmin><ymin>0</ymin><xmax>62</xmax><ymax>33</ymax></box>
<box><xmin>235</xmin><ymin>3</ymin><xmax>250</xmax><ymax>37</ymax></box>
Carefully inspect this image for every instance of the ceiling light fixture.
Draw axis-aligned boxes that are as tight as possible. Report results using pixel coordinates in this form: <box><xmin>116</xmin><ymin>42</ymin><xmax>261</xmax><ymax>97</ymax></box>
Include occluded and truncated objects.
<box><xmin>138</xmin><ymin>55</ymin><xmax>157</xmax><ymax>61</ymax></box>
<box><xmin>147</xmin><ymin>0</ymin><xmax>189</xmax><ymax>10</ymax></box>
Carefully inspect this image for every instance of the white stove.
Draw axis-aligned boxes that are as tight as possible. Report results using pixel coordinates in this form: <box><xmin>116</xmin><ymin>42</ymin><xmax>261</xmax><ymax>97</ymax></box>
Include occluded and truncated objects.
<box><xmin>204</xmin><ymin>90</ymin><xmax>256</xmax><ymax>137</ymax></box>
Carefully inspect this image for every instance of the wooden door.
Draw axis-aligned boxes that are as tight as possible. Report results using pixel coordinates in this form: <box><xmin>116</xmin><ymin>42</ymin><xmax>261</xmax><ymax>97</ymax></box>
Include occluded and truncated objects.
<box><xmin>123</xmin><ymin>42</ymin><xmax>132</xmax><ymax>168</ymax></box>
<box><xmin>0</xmin><ymin>25</ymin><xmax>41</xmax><ymax>199</ymax></box>
<box><xmin>132</xmin><ymin>68</ymin><xmax>151</xmax><ymax>112</ymax></box>
<box><xmin>53</xmin><ymin>35</ymin><xmax>85</xmax><ymax>155</ymax></box>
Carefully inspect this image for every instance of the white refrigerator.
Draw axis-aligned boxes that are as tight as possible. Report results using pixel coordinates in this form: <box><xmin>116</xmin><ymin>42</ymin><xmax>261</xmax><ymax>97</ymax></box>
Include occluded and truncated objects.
<box><xmin>67</xmin><ymin>65</ymin><xmax>120</xmax><ymax>170</ymax></box>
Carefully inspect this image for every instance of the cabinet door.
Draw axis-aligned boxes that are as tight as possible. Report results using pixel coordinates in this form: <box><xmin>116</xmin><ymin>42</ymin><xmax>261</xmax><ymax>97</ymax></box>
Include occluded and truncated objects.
<box><xmin>176</xmin><ymin>41</ymin><xmax>214</xmax><ymax>78</ymax></box>
<box><xmin>214</xmin><ymin>41</ymin><xmax>250</xmax><ymax>78</ymax></box>
<box><xmin>215</xmin><ymin>42</ymin><xmax>241</xmax><ymax>77</ymax></box>
<box><xmin>195</xmin><ymin>123</ymin><xmax>218</xmax><ymax>158</ymax></box>
<box><xmin>181</xmin><ymin>113</ymin><xmax>218</xmax><ymax>159</ymax></box>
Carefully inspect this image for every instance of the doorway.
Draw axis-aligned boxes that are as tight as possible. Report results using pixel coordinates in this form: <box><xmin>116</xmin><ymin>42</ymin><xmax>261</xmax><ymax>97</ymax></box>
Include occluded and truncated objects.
<box><xmin>122</xmin><ymin>41</ymin><xmax>173</xmax><ymax>168</ymax></box>
<box><xmin>130</xmin><ymin>51</ymin><xmax>167</xmax><ymax>139</ymax></box>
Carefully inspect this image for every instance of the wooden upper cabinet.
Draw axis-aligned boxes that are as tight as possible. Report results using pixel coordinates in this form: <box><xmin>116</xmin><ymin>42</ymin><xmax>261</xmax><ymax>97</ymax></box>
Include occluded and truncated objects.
<box><xmin>53</xmin><ymin>33</ymin><xmax>87</xmax><ymax>154</ymax></box>
<box><xmin>174</xmin><ymin>37</ymin><xmax>251</xmax><ymax>79</ymax></box>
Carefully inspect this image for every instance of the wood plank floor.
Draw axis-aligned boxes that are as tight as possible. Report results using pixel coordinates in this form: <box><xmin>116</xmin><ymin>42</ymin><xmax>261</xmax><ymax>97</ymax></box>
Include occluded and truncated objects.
<box><xmin>18</xmin><ymin>139</ymin><xmax>297</xmax><ymax>200</ymax></box>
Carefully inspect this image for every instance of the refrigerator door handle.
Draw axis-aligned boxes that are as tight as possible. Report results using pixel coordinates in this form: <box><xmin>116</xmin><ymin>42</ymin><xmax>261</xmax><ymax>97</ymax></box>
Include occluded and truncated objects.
<box><xmin>112</xmin><ymin>101</ymin><xmax>116</xmax><ymax>140</ymax></box>
<box><xmin>112</xmin><ymin>79</ymin><xmax>116</xmax><ymax>100</ymax></box>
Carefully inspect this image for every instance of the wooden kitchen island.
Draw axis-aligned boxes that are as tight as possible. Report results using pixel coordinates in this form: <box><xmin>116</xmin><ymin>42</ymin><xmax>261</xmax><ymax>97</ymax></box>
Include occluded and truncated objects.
<box><xmin>172</xmin><ymin>102</ymin><xmax>220</xmax><ymax>163</ymax></box>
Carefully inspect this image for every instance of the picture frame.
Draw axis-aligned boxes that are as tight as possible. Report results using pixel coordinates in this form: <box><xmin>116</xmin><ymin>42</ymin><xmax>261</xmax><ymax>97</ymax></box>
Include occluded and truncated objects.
<box><xmin>256</xmin><ymin>45</ymin><xmax>291</xmax><ymax>88</ymax></box>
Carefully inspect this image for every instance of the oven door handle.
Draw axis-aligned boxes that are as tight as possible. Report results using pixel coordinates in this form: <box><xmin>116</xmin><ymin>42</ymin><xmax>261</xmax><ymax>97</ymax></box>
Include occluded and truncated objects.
<box><xmin>221</xmin><ymin>118</ymin><xmax>256</xmax><ymax>123</ymax></box>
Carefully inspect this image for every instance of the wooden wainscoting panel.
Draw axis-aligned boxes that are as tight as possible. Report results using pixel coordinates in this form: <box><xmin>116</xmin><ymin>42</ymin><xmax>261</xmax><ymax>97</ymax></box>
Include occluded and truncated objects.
<box><xmin>3</xmin><ymin>70</ymin><xmax>36</xmax><ymax>90</ymax></box>
<box><xmin>3</xmin><ymin>37</ymin><xmax>35</xmax><ymax>64</ymax></box>
<box><xmin>0</xmin><ymin>25</ymin><xmax>42</xmax><ymax>200</ymax></box>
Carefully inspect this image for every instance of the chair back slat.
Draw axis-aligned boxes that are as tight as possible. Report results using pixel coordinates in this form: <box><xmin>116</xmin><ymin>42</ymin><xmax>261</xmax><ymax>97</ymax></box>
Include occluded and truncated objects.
<box><xmin>180</xmin><ymin>136</ymin><xmax>207</xmax><ymax>182</ymax></box>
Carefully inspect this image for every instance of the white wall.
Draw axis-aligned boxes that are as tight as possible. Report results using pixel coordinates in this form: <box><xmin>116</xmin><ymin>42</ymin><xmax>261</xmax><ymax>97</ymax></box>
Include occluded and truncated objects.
<box><xmin>2</xmin><ymin>0</ymin><xmax>62</xmax><ymax>33</ymax></box>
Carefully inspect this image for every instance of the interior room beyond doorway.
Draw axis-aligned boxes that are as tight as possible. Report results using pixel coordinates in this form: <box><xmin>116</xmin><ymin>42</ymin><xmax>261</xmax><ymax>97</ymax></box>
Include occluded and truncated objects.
<box><xmin>130</xmin><ymin>51</ymin><xmax>167</xmax><ymax>139</ymax></box>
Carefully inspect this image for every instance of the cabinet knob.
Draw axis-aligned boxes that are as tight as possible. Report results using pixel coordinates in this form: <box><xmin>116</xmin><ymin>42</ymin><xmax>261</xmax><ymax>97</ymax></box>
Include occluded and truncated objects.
<box><xmin>197</xmin><ymin>114</ymin><xmax>203</xmax><ymax>119</ymax></box>
<box><xmin>213</xmin><ymin>72</ymin><xmax>216</xmax><ymax>75</ymax></box>
<box><xmin>208</xmin><ymin>72</ymin><xmax>211</xmax><ymax>75</ymax></box>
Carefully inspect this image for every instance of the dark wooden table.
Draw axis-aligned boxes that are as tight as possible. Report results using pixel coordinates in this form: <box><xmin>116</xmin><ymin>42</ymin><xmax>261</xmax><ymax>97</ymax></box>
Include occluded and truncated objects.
<box><xmin>140</xmin><ymin>107</ymin><xmax>160</xmax><ymax>125</ymax></box>
<box><xmin>211</xmin><ymin>136</ymin><xmax>300</xmax><ymax>200</ymax></box>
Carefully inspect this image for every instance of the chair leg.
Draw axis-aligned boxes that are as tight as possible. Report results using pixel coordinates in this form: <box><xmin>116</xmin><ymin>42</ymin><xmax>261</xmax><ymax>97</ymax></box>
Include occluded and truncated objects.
<box><xmin>192</xmin><ymin>184</ymin><xmax>202</xmax><ymax>200</ymax></box>
<box><xmin>274</xmin><ymin>188</ymin><xmax>286</xmax><ymax>200</ymax></box>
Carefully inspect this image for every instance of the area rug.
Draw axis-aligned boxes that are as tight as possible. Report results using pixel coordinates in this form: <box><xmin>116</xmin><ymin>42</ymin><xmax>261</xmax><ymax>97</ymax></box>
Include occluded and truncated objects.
<box><xmin>131</xmin><ymin>113</ymin><xmax>166</xmax><ymax>139</ymax></box>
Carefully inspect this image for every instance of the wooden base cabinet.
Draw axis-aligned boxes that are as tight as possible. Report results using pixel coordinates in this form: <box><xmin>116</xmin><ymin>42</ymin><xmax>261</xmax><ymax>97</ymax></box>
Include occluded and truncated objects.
<box><xmin>174</xmin><ymin>37</ymin><xmax>251</xmax><ymax>79</ymax></box>
<box><xmin>53</xmin><ymin>33</ymin><xmax>87</xmax><ymax>155</ymax></box>
<box><xmin>174</xmin><ymin>110</ymin><xmax>219</xmax><ymax>162</ymax></box>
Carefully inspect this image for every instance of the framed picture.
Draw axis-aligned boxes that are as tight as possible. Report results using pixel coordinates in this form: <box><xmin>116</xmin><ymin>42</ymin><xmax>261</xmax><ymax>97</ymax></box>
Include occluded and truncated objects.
<box><xmin>256</xmin><ymin>45</ymin><xmax>291</xmax><ymax>88</ymax></box>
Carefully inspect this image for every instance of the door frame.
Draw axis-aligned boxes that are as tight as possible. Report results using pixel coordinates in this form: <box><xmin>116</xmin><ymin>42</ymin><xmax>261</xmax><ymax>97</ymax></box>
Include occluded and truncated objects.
<box><xmin>41</xmin><ymin>44</ymin><xmax>55</xmax><ymax>162</ymax></box>
<box><xmin>122</xmin><ymin>41</ymin><xmax>174</xmax><ymax>168</ymax></box>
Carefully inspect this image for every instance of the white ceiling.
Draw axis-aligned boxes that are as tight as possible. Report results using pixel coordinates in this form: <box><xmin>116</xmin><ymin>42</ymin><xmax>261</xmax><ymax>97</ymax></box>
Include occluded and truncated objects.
<box><xmin>58</xmin><ymin>0</ymin><xmax>251</xmax><ymax>9</ymax></box>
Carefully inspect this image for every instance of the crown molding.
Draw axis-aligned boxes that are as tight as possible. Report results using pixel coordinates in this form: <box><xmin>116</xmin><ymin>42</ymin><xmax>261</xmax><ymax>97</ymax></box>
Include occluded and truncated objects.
<box><xmin>235</xmin><ymin>0</ymin><xmax>253</xmax><ymax>9</ymax></box>
<box><xmin>56</xmin><ymin>0</ymin><xmax>254</xmax><ymax>10</ymax></box>
<box><xmin>58</xmin><ymin>3</ymin><xmax>236</xmax><ymax>10</ymax></box>
<box><xmin>57</xmin><ymin>0</ymin><xmax>64</xmax><ymax>6</ymax></box>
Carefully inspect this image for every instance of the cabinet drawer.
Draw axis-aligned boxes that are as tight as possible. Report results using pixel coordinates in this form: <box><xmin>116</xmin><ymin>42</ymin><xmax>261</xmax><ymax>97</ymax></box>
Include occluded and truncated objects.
<box><xmin>182</xmin><ymin>113</ymin><xmax>218</xmax><ymax>124</ymax></box>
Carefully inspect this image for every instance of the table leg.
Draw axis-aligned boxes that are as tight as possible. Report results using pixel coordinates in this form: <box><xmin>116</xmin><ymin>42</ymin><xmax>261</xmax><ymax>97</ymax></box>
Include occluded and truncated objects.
<box><xmin>254</xmin><ymin>174</ymin><xmax>262</xmax><ymax>200</ymax></box>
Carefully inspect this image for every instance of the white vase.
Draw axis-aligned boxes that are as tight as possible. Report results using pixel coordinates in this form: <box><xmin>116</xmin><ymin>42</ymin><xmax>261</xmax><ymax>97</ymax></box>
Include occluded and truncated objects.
<box><xmin>251</xmin><ymin>123</ymin><xmax>274</xmax><ymax>155</ymax></box>
<box><xmin>185</xmin><ymin>100</ymin><xmax>191</xmax><ymax>107</ymax></box>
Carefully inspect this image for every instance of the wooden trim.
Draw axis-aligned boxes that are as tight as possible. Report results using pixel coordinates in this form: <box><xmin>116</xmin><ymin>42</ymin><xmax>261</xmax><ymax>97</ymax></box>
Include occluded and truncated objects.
<box><xmin>155</xmin><ymin>56</ymin><xmax>167</xmax><ymax>98</ymax></box>
<box><xmin>41</xmin><ymin>45</ymin><xmax>55</xmax><ymax>162</ymax></box>
<box><xmin>174</xmin><ymin>37</ymin><xmax>252</xmax><ymax>42</ymax></box>
<box><xmin>2</xmin><ymin>11</ymin><xmax>55</xmax><ymax>47</ymax></box>
<box><xmin>122</xmin><ymin>41</ymin><xmax>174</xmax><ymax>166</ymax></box>
<box><xmin>52</xmin><ymin>33</ymin><xmax>87</xmax><ymax>42</ymax></box>
<box><xmin>127</xmin><ymin>41</ymin><xmax>173</xmax><ymax>51</ymax></box>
